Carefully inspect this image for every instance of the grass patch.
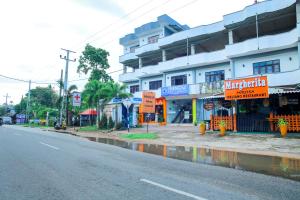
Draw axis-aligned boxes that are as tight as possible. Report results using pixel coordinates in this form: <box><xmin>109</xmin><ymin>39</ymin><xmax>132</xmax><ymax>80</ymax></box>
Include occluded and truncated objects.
<box><xmin>120</xmin><ymin>133</ymin><xmax>158</xmax><ymax>140</ymax></box>
<box><xmin>79</xmin><ymin>126</ymin><xmax>98</xmax><ymax>132</ymax></box>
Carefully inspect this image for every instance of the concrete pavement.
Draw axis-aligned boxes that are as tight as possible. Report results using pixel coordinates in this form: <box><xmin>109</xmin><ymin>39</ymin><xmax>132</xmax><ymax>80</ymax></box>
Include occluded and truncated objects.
<box><xmin>1</xmin><ymin>125</ymin><xmax>300</xmax><ymax>200</ymax></box>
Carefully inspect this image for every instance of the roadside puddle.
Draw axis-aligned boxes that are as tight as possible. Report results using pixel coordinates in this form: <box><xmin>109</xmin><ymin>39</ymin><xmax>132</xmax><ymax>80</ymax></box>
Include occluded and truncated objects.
<box><xmin>86</xmin><ymin>137</ymin><xmax>300</xmax><ymax>181</ymax></box>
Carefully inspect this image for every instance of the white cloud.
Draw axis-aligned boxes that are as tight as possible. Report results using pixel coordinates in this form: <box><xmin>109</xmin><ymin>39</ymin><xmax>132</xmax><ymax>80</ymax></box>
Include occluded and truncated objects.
<box><xmin>0</xmin><ymin>0</ymin><xmax>256</xmax><ymax>104</ymax></box>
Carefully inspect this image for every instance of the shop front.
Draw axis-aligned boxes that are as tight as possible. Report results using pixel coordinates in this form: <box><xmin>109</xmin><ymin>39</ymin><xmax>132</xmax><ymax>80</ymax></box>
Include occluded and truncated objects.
<box><xmin>161</xmin><ymin>84</ymin><xmax>196</xmax><ymax>124</ymax></box>
<box><xmin>139</xmin><ymin>97</ymin><xmax>167</xmax><ymax>125</ymax></box>
<box><xmin>208</xmin><ymin>76</ymin><xmax>300</xmax><ymax>133</ymax></box>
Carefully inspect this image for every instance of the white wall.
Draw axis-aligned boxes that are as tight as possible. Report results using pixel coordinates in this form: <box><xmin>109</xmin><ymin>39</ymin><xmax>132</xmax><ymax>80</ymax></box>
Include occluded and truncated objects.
<box><xmin>196</xmin><ymin>64</ymin><xmax>231</xmax><ymax>83</ymax></box>
<box><xmin>123</xmin><ymin>41</ymin><xmax>139</xmax><ymax>54</ymax></box>
<box><xmin>165</xmin><ymin>70</ymin><xmax>194</xmax><ymax>86</ymax></box>
<box><xmin>141</xmin><ymin>76</ymin><xmax>163</xmax><ymax>91</ymax></box>
<box><xmin>234</xmin><ymin>49</ymin><xmax>299</xmax><ymax>78</ymax></box>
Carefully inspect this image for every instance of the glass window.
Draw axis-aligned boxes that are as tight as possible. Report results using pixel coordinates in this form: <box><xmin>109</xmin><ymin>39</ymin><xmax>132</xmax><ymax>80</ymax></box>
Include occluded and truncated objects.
<box><xmin>148</xmin><ymin>35</ymin><xmax>159</xmax><ymax>44</ymax></box>
<box><xmin>130</xmin><ymin>85</ymin><xmax>139</xmax><ymax>94</ymax></box>
<box><xmin>149</xmin><ymin>80</ymin><xmax>162</xmax><ymax>90</ymax></box>
<box><xmin>253</xmin><ymin>59</ymin><xmax>280</xmax><ymax>75</ymax></box>
<box><xmin>205</xmin><ymin>70</ymin><xmax>225</xmax><ymax>83</ymax></box>
<box><xmin>171</xmin><ymin>75</ymin><xmax>187</xmax><ymax>86</ymax></box>
<box><xmin>130</xmin><ymin>45</ymin><xmax>139</xmax><ymax>53</ymax></box>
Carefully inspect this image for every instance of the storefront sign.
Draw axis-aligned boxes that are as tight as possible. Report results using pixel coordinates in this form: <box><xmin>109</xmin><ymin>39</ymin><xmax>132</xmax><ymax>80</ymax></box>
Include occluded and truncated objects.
<box><xmin>161</xmin><ymin>85</ymin><xmax>189</xmax><ymax>97</ymax></box>
<box><xmin>141</xmin><ymin>91</ymin><xmax>156</xmax><ymax>113</ymax></box>
<box><xmin>131</xmin><ymin>97</ymin><xmax>142</xmax><ymax>104</ymax></box>
<box><xmin>155</xmin><ymin>98</ymin><xmax>164</xmax><ymax>105</ymax></box>
<box><xmin>204</xmin><ymin>102</ymin><xmax>214</xmax><ymax>111</ymax></box>
<box><xmin>224</xmin><ymin>76</ymin><xmax>269</xmax><ymax>100</ymax></box>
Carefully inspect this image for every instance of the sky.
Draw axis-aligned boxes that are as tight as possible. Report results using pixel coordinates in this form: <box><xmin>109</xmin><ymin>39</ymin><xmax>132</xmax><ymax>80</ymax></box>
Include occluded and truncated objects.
<box><xmin>0</xmin><ymin>0</ymin><xmax>257</xmax><ymax>105</ymax></box>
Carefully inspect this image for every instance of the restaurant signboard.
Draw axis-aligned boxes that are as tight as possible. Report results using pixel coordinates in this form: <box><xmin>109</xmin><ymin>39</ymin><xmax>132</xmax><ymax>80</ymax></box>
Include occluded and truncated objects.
<box><xmin>224</xmin><ymin>76</ymin><xmax>269</xmax><ymax>100</ymax></box>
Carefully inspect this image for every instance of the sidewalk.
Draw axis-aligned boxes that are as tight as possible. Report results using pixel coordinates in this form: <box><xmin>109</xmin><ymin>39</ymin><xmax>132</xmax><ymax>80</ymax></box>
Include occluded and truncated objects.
<box><xmin>53</xmin><ymin>124</ymin><xmax>300</xmax><ymax>159</ymax></box>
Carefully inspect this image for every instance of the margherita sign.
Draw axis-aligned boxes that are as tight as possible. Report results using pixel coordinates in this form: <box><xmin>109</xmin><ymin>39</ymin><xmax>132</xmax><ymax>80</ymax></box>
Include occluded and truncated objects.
<box><xmin>224</xmin><ymin>76</ymin><xmax>269</xmax><ymax>100</ymax></box>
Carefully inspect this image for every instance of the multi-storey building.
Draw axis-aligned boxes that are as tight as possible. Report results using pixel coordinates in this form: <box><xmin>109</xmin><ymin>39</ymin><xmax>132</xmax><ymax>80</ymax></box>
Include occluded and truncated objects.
<box><xmin>118</xmin><ymin>0</ymin><xmax>300</xmax><ymax>132</ymax></box>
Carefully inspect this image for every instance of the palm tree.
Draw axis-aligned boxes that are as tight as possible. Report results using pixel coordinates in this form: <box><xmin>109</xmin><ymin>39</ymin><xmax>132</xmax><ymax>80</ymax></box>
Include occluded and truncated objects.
<box><xmin>66</xmin><ymin>84</ymin><xmax>78</xmax><ymax>125</ymax></box>
<box><xmin>101</xmin><ymin>81</ymin><xmax>132</xmax><ymax>126</ymax></box>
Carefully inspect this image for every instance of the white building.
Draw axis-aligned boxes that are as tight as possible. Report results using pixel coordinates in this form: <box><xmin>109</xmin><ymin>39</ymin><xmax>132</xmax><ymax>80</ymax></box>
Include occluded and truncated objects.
<box><xmin>118</xmin><ymin>0</ymin><xmax>300</xmax><ymax>132</ymax></box>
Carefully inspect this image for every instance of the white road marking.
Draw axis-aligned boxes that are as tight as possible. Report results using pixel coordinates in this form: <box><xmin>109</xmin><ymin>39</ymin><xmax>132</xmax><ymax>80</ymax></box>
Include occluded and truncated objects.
<box><xmin>40</xmin><ymin>142</ymin><xmax>60</xmax><ymax>150</ymax></box>
<box><xmin>140</xmin><ymin>179</ymin><xmax>208</xmax><ymax>200</ymax></box>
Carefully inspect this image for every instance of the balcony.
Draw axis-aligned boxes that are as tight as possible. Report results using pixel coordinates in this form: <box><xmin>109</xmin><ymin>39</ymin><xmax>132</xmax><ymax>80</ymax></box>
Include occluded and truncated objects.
<box><xmin>119</xmin><ymin>65</ymin><xmax>161</xmax><ymax>83</ymax></box>
<box><xmin>190</xmin><ymin>81</ymin><xmax>224</xmax><ymax>95</ymax></box>
<box><xmin>135</xmin><ymin>42</ymin><xmax>160</xmax><ymax>56</ymax></box>
<box><xmin>225</xmin><ymin>28</ymin><xmax>298</xmax><ymax>58</ymax></box>
<box><xmin>265</xmin><ymin>69</ymin><xmax>300</xmax><ymax>87</ymax></box>
<box><xmin>223</xmin><ymin>0</ymin><xmax>296</xmax><ymax>27</ymax></box>
<box><xmin>119</xmin><ymin>52</ymin><xmax>138</xmax><ymax>63</ymax></box>
<box><xmin>159</xmin><ymin>49</ymin><xmax>228</xmax><ymax>72</ymax></box>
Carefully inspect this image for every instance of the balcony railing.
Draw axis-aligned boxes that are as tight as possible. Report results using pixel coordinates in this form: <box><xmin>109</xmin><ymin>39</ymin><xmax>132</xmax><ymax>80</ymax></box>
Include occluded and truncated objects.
<box><xmin>225</xmin><ymin>28</ymin><xmax>297</xmax><ymax>58</ymax></box>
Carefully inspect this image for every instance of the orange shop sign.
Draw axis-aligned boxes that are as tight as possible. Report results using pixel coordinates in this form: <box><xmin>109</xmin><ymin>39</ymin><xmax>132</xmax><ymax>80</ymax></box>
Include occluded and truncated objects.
<box><xmin>224</xmin><ymin>76</ymin><xmax>269</xmax><ymax>100</ymax></box>
<box><xmin>141</xmin><ymin>91</ymin><xmax>156</xmax><ymax>113</ymax></box>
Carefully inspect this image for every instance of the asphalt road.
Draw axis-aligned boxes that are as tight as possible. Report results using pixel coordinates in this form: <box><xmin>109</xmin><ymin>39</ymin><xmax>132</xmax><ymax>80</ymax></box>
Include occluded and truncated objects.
<box><xmin>0</xmin><ymin>125</ymin><xmax>299</xmax><ymax>200</ymax></box>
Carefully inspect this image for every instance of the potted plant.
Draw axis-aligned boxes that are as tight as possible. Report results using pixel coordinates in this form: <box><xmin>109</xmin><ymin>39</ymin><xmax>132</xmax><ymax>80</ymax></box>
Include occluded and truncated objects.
<box><xmin>277</xmin><ymin>118</ymin><xmax>288</xmax><ymax>137</ymax></box>
<box><xmin>199</xmin><ymin>121</ymin><xmax>206</xmax><ymax>135</ymax></box>
<box><xmin>193</xmin><ymin>120</ymin><xmax>198</xmax><ymax>126</ymax></box>
<box><xmin>218</xmin><ymin>120</ymin><xmax>226</xmax><ymax>136</ymax></box>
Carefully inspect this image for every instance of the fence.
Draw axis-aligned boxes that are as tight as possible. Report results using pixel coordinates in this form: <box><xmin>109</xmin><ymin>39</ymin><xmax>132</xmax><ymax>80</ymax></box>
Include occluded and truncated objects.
<box><xmin>269</xmin><ymin>113</ymin><xmax>300</xmax><ymax>132</ymax></box>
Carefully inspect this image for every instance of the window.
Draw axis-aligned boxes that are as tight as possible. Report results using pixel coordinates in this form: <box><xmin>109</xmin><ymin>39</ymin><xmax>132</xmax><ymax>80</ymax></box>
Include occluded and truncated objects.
<box><xmin>149</xmin><ymin>80</ymin><xmax>162</xmax><ymax>90</ymax></box>
<box><xmin>130</xmin><ymin>85</ymin><xmax>139</xmax><ymax>94</ymax></box>
<box><xmin>148</xmin><ymin>35</ymin><xmax>159</xmax><ymax>44</ymax></box>
<box><xmin>130</xmin><ymin>45</ymin><xmax>139</xmax><ymax>53</ymax></box>
<box><xmin>205</xmin><ymin>70</ymin><xmax>225</xmax><ymax>83</ymax></box>
<box><xmin>253</xmin><ymin>59</ymin><xmax>280</xmax><ymax>75</ymax></box>
<box><xmin>171</xmin><ymin>75</ymin><xmax>187</xmax><ymax>86</ymax></box>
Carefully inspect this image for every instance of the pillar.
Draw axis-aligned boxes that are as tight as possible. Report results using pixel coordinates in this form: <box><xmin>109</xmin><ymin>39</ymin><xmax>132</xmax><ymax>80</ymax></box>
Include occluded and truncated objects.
<box><xmin>162</xmin><ymin>49</ymin><xmax>166</xmax><ymax>62</ymax></box>
<box><xmin>191</xmin><ymin>44</ymin><xmax>196</xmax><ymax>55</ymax></box>
<box><xmin>230</xmin><ymin>59</ymin><xmax>235</xmax><ymax>79</ymax></box>
<box><xmin>138</xmin><ymin>57</ymin><xmax>143</xmax><ymax>69</ymax></box>
<box><xmin>163</xmin><ymin>98</ymin><xmax>167</xmax><ymax>125</ymax></box>
<box><xmin>192</xmin><ymin>98</ymin><xmax>197</xmax><ymax>124</ymax></box>
<box><xmin>233</xmin><ymin>100</ymin><xmax>237</xmax><ymax>132</ymax></box>
<box><xmin>228</xmin><ymin>30</ymin><xmax>234</xmax><ymax>45</ymax></box>
<box><xmin>139</xmin><ymin>79</ymin><xmax>142</xmax><ymax>91</ymax></box>
<box><xmin>123</xmin><ymin>65</ymin><xmax>127</xmax><ymax>73</ymax></box>
<box><xmin>162</xmin><ymin>73</ymin><xmax>166</xmax><ymax>87</ymax></box>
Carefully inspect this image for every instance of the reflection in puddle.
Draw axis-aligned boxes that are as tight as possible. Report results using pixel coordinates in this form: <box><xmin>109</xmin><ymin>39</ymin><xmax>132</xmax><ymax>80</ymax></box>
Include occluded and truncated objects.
<box><xmin>86</xmin><ymin>137</ymin><xmax>300</xmax><ymax>181</ymax></box>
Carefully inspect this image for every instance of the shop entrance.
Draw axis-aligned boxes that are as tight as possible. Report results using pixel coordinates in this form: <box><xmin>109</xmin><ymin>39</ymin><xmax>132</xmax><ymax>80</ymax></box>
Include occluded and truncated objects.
<box><xmin>237</xmin><ymin>99</ymin><xmax>271</xmax><ymax>132</ymax></box>
<box><xmin>167</xmin><ymin>99</ymin><xmax>192</xmax><ymax>123</ymax></box>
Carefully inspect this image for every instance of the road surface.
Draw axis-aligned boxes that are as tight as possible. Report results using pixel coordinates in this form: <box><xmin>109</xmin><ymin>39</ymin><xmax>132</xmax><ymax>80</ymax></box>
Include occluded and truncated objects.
<box><xmin>0</xmin><ymin>125</ymin><xmax>299</xmax><ymax>200</ymax></box>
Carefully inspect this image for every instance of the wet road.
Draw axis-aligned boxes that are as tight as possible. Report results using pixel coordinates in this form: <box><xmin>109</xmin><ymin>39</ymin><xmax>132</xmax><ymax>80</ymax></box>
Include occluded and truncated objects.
<box><xmin>0</xmin><ymin>125</ymin><xmax>299</xmax><ymax>200</ymax></box>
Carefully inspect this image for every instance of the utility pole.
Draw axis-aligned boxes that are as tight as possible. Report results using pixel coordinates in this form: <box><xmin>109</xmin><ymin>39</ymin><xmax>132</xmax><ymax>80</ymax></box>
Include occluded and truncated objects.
<box><xmin>60</xmin><ymin>48</ymin><xmax>76</xmax><ymax>126</ymax></box>
<box><xmin>3</xmin><ymin>93</ymin><xmax>11</xmax><ymax>113</ymax></box>
<box><xmin>59</xmin><ymin>69</ymin><xmax>63</xmax><ymax>99</ymax></box>
<box><xmin>26</xmin><ymin>80</ymin><xmax>31</xmax><ymax>123</ymax></box>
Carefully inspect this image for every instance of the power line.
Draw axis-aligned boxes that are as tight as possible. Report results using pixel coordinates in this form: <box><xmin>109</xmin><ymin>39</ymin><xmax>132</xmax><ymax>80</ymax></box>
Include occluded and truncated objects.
<box><xmin>87</xmin><ymin>0</ymin><xmax>172</xmax><ymax>48</ymax></box>
<box><xmin>94</xmin><ymin>0</ymin><xmax>199</xmax><ymax>49</ymax></box>
<box><xmin>73</xmin><ymin>0</ymin><xmax>154</xmax><ymax>50</ymax></box>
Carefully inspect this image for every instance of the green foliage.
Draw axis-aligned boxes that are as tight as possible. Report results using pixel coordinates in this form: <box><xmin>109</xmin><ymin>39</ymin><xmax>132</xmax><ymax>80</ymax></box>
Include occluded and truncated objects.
<box><xmin>218</xmin><ymin>120</ymin><xmax>226</xmax><ymax>127</ymax></box>
<box><xmin>115</xmin><ymin>122</ymin><xmax>123</xmax><ymax>130</ymax></box>
<box><xmin>199</xmin><ymin>121</ymin><xmax>206</xmax><ymax>126</ymax></box>
<box><xmin>30</xmin><ymin>85</ymin><xmax>58</xmax><ymax>108</ymax></box>
<box><xmin>99</xmin><ymin>113</ymin><xmax>108</xmax><ymax>129</ymax></box>
<box><xmin>0</xmin><ymin>106</ymin><xmax>6</xmax><ymax>116</ymax></box>
<box><xmin>120</xmin><ymin>133</ymin><xmax>158</xmax><ymax>140</ymax></box>
<box><xmin>193</xmin><ymin>120</ymin><xmax>198</xmax><ymax>126</ymax></box>
<box><xmin>108</xmin><ymin>116</ymin><xmax>114</xmax><ymax>129</ymax></box>
<box><xmin>79</xmin><ymin>125</ymin><xmax>98</xmax><ymax>132</ymax></box>
<box><xmin>77</xmin><ymin>44</ymin><xmax>112</xmax><ymax>82</ymax></box>
<box><xmin>277</xmin><ymin>118</ymin><xmax>288</xmax><ymax>127</ymax></box>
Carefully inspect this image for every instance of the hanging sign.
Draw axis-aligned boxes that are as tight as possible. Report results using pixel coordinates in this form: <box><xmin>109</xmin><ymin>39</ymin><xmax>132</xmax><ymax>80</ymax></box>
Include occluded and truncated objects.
<box><xmin>204</xmin><ymin>102</ymin><xmax>214</xmax><ymax>111</ymax></box>
<box><xmin>141</xmin><ymin>91</ymin><xmax>156</xmax><ymax>113</ymax></box>
<box><xmin>224</xmin><ymin>76</ymin><xmax>269</xmax><ymax>100</ymax></box>
<box><xmin>72</xmin><ymin>92</ymin><xmax>81</xmax><ymax>106</ymax></box>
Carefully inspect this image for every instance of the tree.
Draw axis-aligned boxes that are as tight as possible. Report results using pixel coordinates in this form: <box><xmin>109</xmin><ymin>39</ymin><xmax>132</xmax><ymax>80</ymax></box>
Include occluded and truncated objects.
<box><xmin>66</xmin><ymin>84</ymin><xmax>78</xmax><ymax>125</ymax></box>
<box><xmin>30</xmin><ymin>85</ymin><xmax>58</xmax><ymax>108</ymax></box>
<box><xmin>77</xmin><ymin>44</ymin><xmax>112</xmax><ymax>82</ymax></box>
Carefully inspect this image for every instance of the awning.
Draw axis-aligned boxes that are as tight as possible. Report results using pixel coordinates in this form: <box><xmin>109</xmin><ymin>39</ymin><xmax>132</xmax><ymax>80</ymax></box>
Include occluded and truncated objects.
<box><xmin>80</xmin><ymin>109</ymin><xmax>97</xmax><ymax>115</ymax></box>
<box><xmin>269</xmin><ymin>88</ymin><xmax>300</xmax><ymax>94</ymax></box>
